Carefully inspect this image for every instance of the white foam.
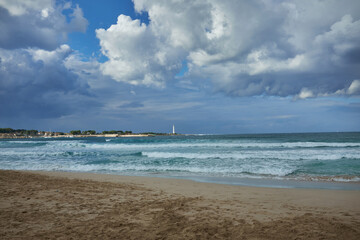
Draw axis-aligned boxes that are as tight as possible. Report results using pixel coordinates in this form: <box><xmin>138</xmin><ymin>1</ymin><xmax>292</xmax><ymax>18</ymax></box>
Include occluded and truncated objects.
<box><xmin>1</xmin><ymin>162</ymin><xmax>293</xmax><ymax>177</ymax></box>
<box><xmin>331</xmin><ymin>176</ymin><xmax>360</xmax><ymax>182</ymax></box>
<box><xmin>141</xmin><ymin>150</ymin><xmax>360</xmax><ymax>161</ymax></box>
<box><xmin>80</xmin><ymin>141</ymin><xmax>360</xmax><ymax>152</ymax></box>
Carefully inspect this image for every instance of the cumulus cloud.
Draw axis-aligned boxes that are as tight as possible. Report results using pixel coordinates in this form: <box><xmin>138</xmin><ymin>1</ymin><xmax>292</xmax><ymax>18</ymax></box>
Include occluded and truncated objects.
<box><xmin>296</xmin><ymin>88</ymin><xmax>315</xmax><ymax>100</ymax></box>
<box><xmin>347</xmin><ymin>80</ymin><xmax>360</xmax><ymax>94</ymax></box>
<box><xmin>0</xmin><ymin>0</ymin><xmax>52</xmax><ymax>16</ymax></box>
<box><xmin>0</xmin><ymin>45</ymin><xmax>94</xmax><ymax>118</ymax></box>
<box><xmin>97</xmin><ymin>0</ymin><xmax>360</xmax><ymax>98</ymax></box>
<box><xmin>96</xmin><ymin>14</ymin><xmax>185</xmax><ymax>87</ymax></box>
<box><xmin>331</xmin><ymin>79</ymin><xmax>360</xmax><ymax>96</ymax></box>
<box><xmin>0</xmin><ymin>0</ymin><xmax>88</xmax><ymax>50</ymax></box>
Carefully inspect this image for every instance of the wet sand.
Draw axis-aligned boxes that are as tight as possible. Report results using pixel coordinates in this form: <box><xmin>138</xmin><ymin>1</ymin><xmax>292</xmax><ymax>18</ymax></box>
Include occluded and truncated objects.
<box><xmin>0</xmin><ymin>170</ymin><xmax>359</xmax><ymax>239</ymax></box>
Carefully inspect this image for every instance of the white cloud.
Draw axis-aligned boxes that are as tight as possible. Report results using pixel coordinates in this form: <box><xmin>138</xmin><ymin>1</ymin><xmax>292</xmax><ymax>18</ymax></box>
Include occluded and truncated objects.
<box><xmin>297</xmin><ymin>88</ymin><xmax>314</xmax><ymax>99</ymax></box>
<box><xmin>66</xmin><ymin>4</ymin><xmax>88</xmax><ymax>33</ymax></box>
<box><xmin>0</xmin><ymin>0</ymin><xmax>52</xmax><ymax>16</ymax></box>
<box><xmin>41</xmin><ymin>8</ymin><xmax>51</xmax><ymax>18</ymax></box>
<box><xmin>30</xmin><ymin>44</ymin><xmax>72</xmax><ymax>64</ymax></box>
<box><xmin>347</xmin><ymin>80</ymin><xmax>360</xmax><ymax>95</ymax></box>
<box><xmin>98</xmin><ymin>0</ymin><xmax>360</xmax><ymax>98</ymax></box>
<box><xmin>0</xmin><ymin>0</ymin><xmax>88</xmax><ymax>50</ymax></box>
<box><xmin>296</xmin><ymin>79</ymin><xmax>360</xmax><ymax>98</ymax></box>
<box><xmin>96</xmin><ymin>14</ymin><xmax>184</xmax><ymax>87</ymax></box>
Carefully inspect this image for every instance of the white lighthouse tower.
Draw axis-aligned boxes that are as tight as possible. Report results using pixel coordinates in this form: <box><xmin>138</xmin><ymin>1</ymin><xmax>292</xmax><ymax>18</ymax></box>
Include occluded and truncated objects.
<box><xmin>172</xmin><ymin>124</ymin><xmax>175</xmax><ymax>134</ymax></box>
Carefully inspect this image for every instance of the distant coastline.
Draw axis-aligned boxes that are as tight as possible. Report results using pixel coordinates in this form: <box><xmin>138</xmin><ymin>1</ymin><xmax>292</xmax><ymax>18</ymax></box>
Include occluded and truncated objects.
<box><xmin>0</xmin><ymin>128</ymin><xmax>178</xmax><ymax>139</ymax></box>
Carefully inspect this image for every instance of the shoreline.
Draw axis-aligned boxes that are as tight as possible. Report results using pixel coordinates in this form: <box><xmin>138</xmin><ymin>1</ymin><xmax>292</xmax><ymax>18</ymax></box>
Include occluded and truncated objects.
<box><xmin>27</xmin><ymin>170</ymin><xmax>360</xmax><ymax>190</ymax></box>
<box><xmin>1</xmin><ymin>168</ymin><xmax>360</xmax><ymax>190</ymax></box>
<box><xmin>27</xmin><ymin>170</ymin><xmax>360</xmax><ymax>191</ymax></box>
<box><xmin>1</xmin><ymin>169</ymin><xmax>359</xmax><ymax>239</ymax></box>
<box><xmin>169</xmin><ymin>174</ymin><xmax>360</xmax><ymax>190</ymax></box>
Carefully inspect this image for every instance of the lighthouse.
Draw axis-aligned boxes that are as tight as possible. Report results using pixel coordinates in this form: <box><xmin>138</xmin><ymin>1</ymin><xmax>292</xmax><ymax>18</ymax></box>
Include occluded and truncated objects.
<box><xmin>172</xmin><ymin>125</ymin><xmax>175</xmax><ymax>134</ymax></box>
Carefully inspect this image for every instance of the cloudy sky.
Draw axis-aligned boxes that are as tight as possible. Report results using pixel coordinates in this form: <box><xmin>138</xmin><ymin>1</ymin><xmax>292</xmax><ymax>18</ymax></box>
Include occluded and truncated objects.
<box><xmin>0</xmin><ymin>0</ymin><xmax>359</xmax><ymax>134</ymax></box>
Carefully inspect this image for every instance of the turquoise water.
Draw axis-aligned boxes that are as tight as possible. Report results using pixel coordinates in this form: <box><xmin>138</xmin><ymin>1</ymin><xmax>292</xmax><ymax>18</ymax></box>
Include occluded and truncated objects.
<box><xmin>0</xmin><ymin>132</ymin><xmax>359</xmax><ymax>186</ymax></box>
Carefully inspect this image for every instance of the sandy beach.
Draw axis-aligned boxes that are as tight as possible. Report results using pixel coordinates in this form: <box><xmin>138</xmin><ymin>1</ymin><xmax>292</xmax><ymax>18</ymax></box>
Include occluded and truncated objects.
<box><xmin>0</xmin><ymin>170</ymin><xmax>359</xmax><ymax>239</ymax></box>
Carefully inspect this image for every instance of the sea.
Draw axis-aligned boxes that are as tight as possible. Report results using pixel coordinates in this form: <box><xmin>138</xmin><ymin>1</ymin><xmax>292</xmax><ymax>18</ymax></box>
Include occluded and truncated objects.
<box><xmin>1</xmin><ymin>132</ymin><xmax>359</xmax><ymax>189</ymax></box>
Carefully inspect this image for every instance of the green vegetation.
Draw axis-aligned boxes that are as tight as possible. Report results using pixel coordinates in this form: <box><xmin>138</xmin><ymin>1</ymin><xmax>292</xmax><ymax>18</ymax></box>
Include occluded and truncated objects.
<box><xmin>0</xmin><ymin>128</ymin><xmax>38</xmax><ymax>136</ymax></box>
<box><xmin>0</xmin><ymin>128</ymin><xmax>14</xmax><ymax>133</ymax></box>
<box><xmin>82</xmin><ymin>130</ymin><xmax>96</xmax><ymax>135</ymax></box>
<box><xmin>102</xmin><ymin>130</ymin><xmax>121</xmax><ymax>134</ymax></box>
<box><xmin>102</xmin><ymin>130</ymin><xmax>132</xmax><ymax>135</ymax></box>
<box><xmin>141</xmin><ymin>132</ymin><xmax>167</xmax><ymax>135</ymax></box>
<box><xmin>70</xmin><ymin>130</ymin><xmax>81</xmax><ymax>135</ymax></box>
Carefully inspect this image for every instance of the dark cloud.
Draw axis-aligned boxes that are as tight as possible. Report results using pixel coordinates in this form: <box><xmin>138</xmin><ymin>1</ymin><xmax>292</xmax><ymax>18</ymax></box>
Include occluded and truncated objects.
<box><xmin>0</xmin><ymin>7</ymin><xmax>55</xmax><ymax>50</ymax></box>
<box><xmin>0</xmin><ymin>46</ymin><xmax>97</xmax><ymax>119</ymax></box>
<box><xmin>0</xmin><ymin>1</ymin><xmax>93</xmax><ymax>120</ymax></box>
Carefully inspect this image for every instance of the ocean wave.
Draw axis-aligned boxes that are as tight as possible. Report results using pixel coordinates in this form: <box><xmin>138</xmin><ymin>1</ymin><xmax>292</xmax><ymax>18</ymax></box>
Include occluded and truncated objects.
<box><xmin>1</xmin><ymin>148</ymin><xmax>358</xmax><ymax>162</ymax></box>
<box><xmin>0</xmin><ymin>162</ymin><xmax>295</xmax><ymax>177</ymax></box>
<box><xmin>2</xmin><ymin>139</ymin><xmax>359</xmax><ymax>151</ymax></box>
<box><xmin>1</xmin><ymin>135</ymin><xmax>359</xmax><ymax>185</ymax></box>
<box><xmin>285</xmin><ymin>175</ymin><xmax>360</xmax><ymax>183</ymax></box>
<box><xmin>141</xmin><ymin>151</ymin><xmax>360</xmax><ymax>161</ymax></box>
<box><xmin>80</xmin><ymin>141</ymin><xmax>360</xmax><ymax>150</ymax></box>
<box><xmin>0</xmin><ymin>142</ymin><xmax>48</xmax><ymax>148</ymax></box>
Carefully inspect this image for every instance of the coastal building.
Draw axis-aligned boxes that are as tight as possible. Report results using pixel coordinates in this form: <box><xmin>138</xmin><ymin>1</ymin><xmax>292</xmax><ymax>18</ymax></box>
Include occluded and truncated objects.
<box><xmin>172</xmin><ymin>125</ymin><xmax>175</xmax><ymax>134</ymax></box>
<box><xmin>44</xmin><ymin>131</ymin><xmax>52</xmax><ymax>136</ymax></box>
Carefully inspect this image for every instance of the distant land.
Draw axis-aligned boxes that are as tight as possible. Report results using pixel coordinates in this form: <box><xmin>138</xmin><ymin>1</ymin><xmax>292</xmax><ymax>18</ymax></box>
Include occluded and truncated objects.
<box><xmin>0</xmin><ymin>128</ymin><xmax>177</xmax><ymax>139</ymax></box>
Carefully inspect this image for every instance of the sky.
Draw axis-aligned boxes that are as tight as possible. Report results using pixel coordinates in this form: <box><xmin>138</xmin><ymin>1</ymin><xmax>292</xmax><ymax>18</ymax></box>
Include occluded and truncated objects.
<box><xmin>0</xmin><ymin>0</ymin><xmax>359</xmax><ymax>134</ymax></box>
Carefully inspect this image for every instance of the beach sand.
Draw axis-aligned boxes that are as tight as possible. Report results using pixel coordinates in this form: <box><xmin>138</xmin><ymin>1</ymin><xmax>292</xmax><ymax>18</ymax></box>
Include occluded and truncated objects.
<box><xmin>0</xmin><ymin>170</ymin><xmax>359</xmax><ymax>239</ymax></box>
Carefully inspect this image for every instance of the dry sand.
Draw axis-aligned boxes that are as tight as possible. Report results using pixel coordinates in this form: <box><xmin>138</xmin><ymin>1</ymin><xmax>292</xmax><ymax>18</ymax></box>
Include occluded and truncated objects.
<box><xmin>0</xmin><ymin>170</ymin><xmax>359</xmax><ymax>239</ymax></box>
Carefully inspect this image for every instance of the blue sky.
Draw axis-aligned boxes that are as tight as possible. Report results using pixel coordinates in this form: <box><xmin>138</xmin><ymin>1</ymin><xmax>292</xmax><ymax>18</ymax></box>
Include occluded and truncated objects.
<box><xmin>0</xmin><ymin>0</ymin><xmax>359</xmax><ymax>134</ymax></box>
